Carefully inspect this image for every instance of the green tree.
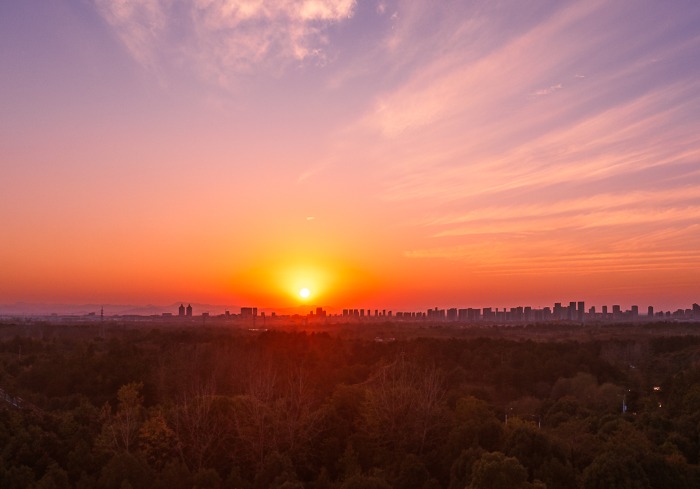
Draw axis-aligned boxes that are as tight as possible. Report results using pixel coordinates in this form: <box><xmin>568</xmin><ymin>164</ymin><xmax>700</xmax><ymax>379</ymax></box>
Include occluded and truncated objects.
<box><xmin>35</xmin><ymin>463</ymin><xmax>71</xmax><ymax>489</ymax></box>
<box><xmin>340</xmin><ymin>474</ymin><xmax>393</xmax><ymax>489</ymax></box>
<box><xmin>393</xmin><ymin>454</ymin><xmax>429</xmax><ymax>489</ymax></box>
<box><xmin>468</xmin><ymin>451</ymin><xmax>529</xmax><ymax>489</ymax></box>
<box><xmin>97</xmin><ymin>452</ymin><xmax>153</xmax><ymax>489</ymax></box>
<box><xmin>448</xmin><ymin>448</ymin><xmax>482</xmax><ymax>489</ymax></box>
<box><xmin>503</xmin><ymin>418</ymin><xmax>554</xmax><ymax>479</ymax></box>
<box><xmin>449</xmin><ymin>396</ymin><xmax>502</xmax><ymax>452</ymax></box>
<box><xmin>138</xmin><ymin>411</ymin><xmax>177</xmax><ymax>470</ymax></box>
<box><xmin>192</xmin><ymin>468</ymin><xmax>223</xmax><ymax>489</ymax></box>
<box><xmin>0</xmin><ymin>465</ymin><xmax>36</xmax><ymax>489</ymax></box>
<box><xmin>582</xmin><ymin>451</ymin><xmax>650</xmax><ymax>489</ymax></box>
<box><xmin>253</xmin><ymin>452</ymin><xmax>300</xmax><ymax>489</ymax></box>
<box><xmin>152</xmin><ymin>460</ymin><xmax>191</xmax><ymax>489</ymax></box>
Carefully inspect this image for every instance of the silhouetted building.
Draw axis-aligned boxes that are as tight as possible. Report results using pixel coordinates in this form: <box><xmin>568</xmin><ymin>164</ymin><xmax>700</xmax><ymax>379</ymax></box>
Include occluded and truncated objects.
<box><xmin>612</xmin><ymin>305</ymin><xmax>621</xmax><ymax>320</ymax></box>
<box><xmin>178</xmin><ymin>304</ymin><xmax>185</xmax><ymax>317</ymax></box>
<box><xmin>324</xmin><ymin>300</ymin><xmax>697</xmax><ymax>325</ymax></box>
<box><xmin>241</xmin><ymin>307</ymin><xmax>257</xmax><ymax>317</ymax></box>
<box><xmin>554</xmin><ymin>303</ymin><xmax>563</xmax><ymax>320</ymax></box>
<box><xmin>427</xmin><ymin>307</ymin><xmax>446</xmax><ymax>320</ymax></box>
<box><xmin>543</xmin><ymin>307</ymin><xmax>552</xmax><ymax>320</ymax></box>
<box><xmin>186</xmin><ymin>304</ymin><xmax>192</xmax><ymax>317</ymax></box>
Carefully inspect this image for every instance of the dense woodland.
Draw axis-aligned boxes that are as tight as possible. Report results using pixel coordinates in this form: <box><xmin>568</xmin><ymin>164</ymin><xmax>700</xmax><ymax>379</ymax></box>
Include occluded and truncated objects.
<box><xmin>1</xmin><ymin>320</ymin><xmax>700</xmax><ymax>488</ymax></box>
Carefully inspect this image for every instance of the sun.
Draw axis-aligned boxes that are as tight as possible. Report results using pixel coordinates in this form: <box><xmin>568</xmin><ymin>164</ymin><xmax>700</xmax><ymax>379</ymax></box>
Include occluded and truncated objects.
<box><xmin>299</xmin><ymin>287</ymin><xmax>311</xmax><ymax>299</ymax></box>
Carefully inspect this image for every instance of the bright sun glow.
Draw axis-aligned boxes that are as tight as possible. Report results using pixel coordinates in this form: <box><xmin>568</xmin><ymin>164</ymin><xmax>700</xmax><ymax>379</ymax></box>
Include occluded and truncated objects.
<box><xmin>299</xmin><ymin>287</ymin><xmax>311</xmax><ymax>299</ymax></box>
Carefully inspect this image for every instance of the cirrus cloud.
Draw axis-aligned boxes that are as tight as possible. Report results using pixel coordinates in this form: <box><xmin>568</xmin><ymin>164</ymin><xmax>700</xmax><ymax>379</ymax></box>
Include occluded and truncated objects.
<box><xmin>94</xmin><ymin>0</ymin><xmax>356</xmax><ymax>82</ymax></box>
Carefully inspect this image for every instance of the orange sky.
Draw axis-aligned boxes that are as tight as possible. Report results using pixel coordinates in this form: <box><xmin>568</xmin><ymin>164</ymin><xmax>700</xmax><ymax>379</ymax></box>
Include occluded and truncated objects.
<box><xmin>2</xmin><ymin>1</ymin><xmax>700</xmax><ymax>313</ymax></box>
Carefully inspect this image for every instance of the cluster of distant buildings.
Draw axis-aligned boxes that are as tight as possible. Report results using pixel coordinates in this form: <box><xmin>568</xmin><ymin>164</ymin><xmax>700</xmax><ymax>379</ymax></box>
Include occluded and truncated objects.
<box><xmin>170</xmin><ymin>305</ymin><xmax>262</xmax><ymax>322</ymax></box>
<box><xmin>8</xmin><ymin>301</ymin><xmax>699</xmax><ymax>325</ymax></box>
<box><xmin>342</xmin><ymin>301</ymin><xmax>700</xmax><ymax>323</ymax></box>
<box><xmin>170</xmin><ymin>305</ymin><xmax>268</xmax><ymax>322</ymax></box>
<box><xmin>171</xmin><ymin>302</ymin><xmax>700</xmax><ymax>324</ymax></box>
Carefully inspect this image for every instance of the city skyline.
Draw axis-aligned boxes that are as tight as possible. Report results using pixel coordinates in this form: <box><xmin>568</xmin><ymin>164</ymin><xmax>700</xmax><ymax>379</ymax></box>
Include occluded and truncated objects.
<box><xmin>2</xmin><ymin>297</ymin><xmax>699</xmax><ymax>320</ymax></box>
<box><xmin>3</xmin><ymin>1</ymin><xmax>700</xmax><ymax>310</ymax></box>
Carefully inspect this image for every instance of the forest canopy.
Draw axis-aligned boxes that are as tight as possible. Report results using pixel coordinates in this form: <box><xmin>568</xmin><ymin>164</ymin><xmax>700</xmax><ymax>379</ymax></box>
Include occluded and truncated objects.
<box><xmin>0</xmin><ymin>321</ymin><xmax>699</xmax><ymax>488</ymax></box>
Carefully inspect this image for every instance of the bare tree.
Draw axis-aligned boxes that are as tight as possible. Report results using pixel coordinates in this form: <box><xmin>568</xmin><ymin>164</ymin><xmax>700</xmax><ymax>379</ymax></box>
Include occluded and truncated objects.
<box><xmin>98</xmin><ymin>382</ymin><xmax>144</xmax><ymax>453</ymax></box>
<box><xmin>172</xmin><ymin>380</ymin><xmax>232</xmax><ymax>472</ymax></box>
<box><xmin>278</xmin><ymin>366</ymin><xmax>325</xmax><ymax>456</ymax></box>
<box><xmin>361</xmin><ymin>356</ymin><xmax>447</xmax><ymax>456</ymax></box>
<box><xmin>231</xmin><ymin>363</ymin><xmax>325</xmax><ymax>471</ymax></box>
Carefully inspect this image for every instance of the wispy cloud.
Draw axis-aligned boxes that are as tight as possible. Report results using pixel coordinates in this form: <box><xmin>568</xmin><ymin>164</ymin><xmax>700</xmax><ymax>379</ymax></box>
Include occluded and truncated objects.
<box><xmin>404</xmin><ymin>222</ymin><xmax>700</xmax><ymax>276</ymax></box>
<box><xmin>93</xmin><ymin>0</ymin><xmax>356</xmax><ymax>82</ymax></box>
<box><xmin>342</xmin><ymin>0</ymin><xmax>700</xmax><ymax>202</ymax></box>
<box><xmin>535</xmin><ymin>83</ymin><xmax>562</xmax><ymax>96</ymax></box>
<box><xmin>94</xmin><ymin>0</ymin><xmax>167</xmax><ymax>69</ymax></box>
<box><xmin>330</xmin><ymin>0</ymin><xmax>700</xmax><ymax>282</ymax></box>
<box><xmin>425</xmin><ymin>186</ymin><xmax>700</xmax><ymax>228</ymax></box>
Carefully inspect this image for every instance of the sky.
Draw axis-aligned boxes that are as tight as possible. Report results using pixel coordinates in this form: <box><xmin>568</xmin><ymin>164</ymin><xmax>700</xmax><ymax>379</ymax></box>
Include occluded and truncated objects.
<box><xmin>2</xmin><ymin>0</ymin><xmax>700</xmax><ymax>313</ymax></box>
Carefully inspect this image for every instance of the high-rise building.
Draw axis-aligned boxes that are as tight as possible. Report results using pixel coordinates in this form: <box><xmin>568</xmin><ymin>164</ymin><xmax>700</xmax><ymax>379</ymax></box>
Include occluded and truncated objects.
<box><xmin>241</xmin><ymin>307</ymin><xmax>257</xmax><ymax>317</ymax></box>
<box><xmin>543</xmin><ymin>307</ymin><xmax>552</xmax><ymax>320</ymax></box>
<box><xmin>554</xmin><ymin>303</ymin><xmax>563</xmax><ymax>320</ymax></box>
<box><xmin>178</xmin><ymin>304</ymin><xmax>185</xmax><ymax>317</ymax></box>
<box><xmin>186</xmin><ymin>304</ymin><xmax>193</xmax><ymax>317</ymax></box>
<box><xmin>577</xmin><ymin>301</ymin><xmax>585</xmax><ymax>322</ymax></box>
<box><xmin>648</xmin><ymin>306</ymin><xmax>654</xmax><ymax>317</ymax></box>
